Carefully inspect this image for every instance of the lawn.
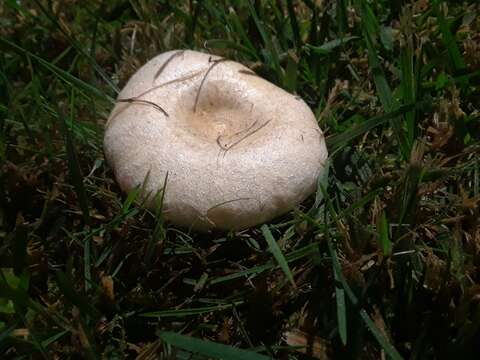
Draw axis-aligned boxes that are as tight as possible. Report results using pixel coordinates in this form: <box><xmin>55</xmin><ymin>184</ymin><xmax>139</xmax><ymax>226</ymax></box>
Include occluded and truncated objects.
<box><xmin>1</xmin><ymin>0</ymin><xmax>479</xmax><ymax>359</ymax></box>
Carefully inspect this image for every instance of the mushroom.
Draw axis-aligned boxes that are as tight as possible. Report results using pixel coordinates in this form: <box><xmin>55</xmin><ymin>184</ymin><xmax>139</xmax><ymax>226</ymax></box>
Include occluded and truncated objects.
<box><xmin>104</xmin><ymin>50</ymin><xmax>328</xmax><ymax>231</ymax></box>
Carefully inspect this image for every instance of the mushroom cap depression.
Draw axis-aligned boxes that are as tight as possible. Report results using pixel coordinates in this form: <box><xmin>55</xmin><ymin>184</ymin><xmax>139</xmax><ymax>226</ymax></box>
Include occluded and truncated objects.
<box><xmin>104</xmin><ymin>50</ymin><xmax>328</xmax><ymax>231</ymax></box>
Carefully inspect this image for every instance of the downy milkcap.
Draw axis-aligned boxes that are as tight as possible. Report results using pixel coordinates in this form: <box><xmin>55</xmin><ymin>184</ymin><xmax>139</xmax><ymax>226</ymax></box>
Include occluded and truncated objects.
<box><xmin>104</xmin><ymin>50</ymin><xmax>328</xmax><ymax>231</ymax></box>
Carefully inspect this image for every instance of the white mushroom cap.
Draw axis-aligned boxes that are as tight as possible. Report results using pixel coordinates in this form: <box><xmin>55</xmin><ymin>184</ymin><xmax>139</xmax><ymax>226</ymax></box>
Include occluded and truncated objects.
<box><xmin>104</xmin><ymin>50</ymin><xmax>328</xmax><ymax>231</ymax></box>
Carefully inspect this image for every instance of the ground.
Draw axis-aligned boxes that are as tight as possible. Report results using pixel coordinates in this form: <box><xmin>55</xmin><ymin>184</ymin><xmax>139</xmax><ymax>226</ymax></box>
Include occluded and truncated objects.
<box><xmin>1</xmin><ymin>0</ymin><xmax>480</xmax><ymax>359</ymax></box>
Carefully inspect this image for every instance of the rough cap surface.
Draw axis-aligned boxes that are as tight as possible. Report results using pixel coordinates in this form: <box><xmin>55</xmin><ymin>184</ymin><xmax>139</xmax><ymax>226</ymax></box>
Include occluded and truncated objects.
<box><xmin>104</xmin><ymin>50</ymin><xmax>328</xmax><ymax>231</ymax></box>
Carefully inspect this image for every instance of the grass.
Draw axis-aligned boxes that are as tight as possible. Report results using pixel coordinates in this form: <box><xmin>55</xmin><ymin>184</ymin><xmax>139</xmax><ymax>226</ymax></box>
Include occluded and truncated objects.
<box><xmin>1</xmin><ymin>0</ymin><xmax>480</xmax><ymax>358</ymax></box>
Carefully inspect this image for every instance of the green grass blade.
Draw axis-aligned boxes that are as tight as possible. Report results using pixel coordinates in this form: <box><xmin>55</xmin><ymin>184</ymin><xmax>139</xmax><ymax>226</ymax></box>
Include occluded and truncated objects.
<box><xmin>365</xmin><ymin>35</ymin><xmax>396</xmax><ymax>113</ymax></box>
<box><xmin>41</xmin><ymin>329</ymin><xmax>69</xmax><ymax>348</ymax></box>
<box><xmin>141</xmin><ymin>302</ymin><xmax>243</xmax><ymax>318</ymax></box>
<box><xmin>31</xmin><ymin>0</ymin><xmax>119</xmax><ymax>94</ymax></box>
<box><xmin>359</xmin><ymin>309</ymin><xmax>402</xmax><ymax>360</ymax></box>
<box><xmin>377</xmin><ymin>212</ymin><xmax>392</xmax><ymax>257</ymax></box>
<box><xmin>245</xmin><ymin>2</ymin><xmax>283</xmax><ymax>83</ymax></box>
<box><xmin>209</xmin><ymin>263</ymin><xmax>272</xmax><ymax>285</ymax></box>
<box><xmin>284</xmin><ymin>51</ymin><xmax>298</xmax><ymax>92</ymax></box>
<box><xmin>261</xmin><ymin>224</ymin><xmax>296</xmax><ymax>287</ymax></box>
<box><xmin>0</xmin><ymin>37</ymin><xmax>113</xmax><ymax>103</ymax></box>
<box><xmin>63</xmin><ymin>136</ymin><xmax>90</xmax><ymax>222</ymax></box>
<box><xmin>205</xmin><ymin>39</ymin><xmax>258</xmax><ymax>58</ymax></box>
<box><xmin>432</xmin><ymin>0</ymin><xmax>466</xmax><ymax>72</ymax></box>
<box><xmin>56</xmin><ymin>91</ymin><xmax>90</xmax><ymax>226</ymax></box>
<box><xmin>353</xmin><ymin>0</ymin><xmax>380</xmax><ymax>43</ymax></box>
<box><xmin>122</xmin><ymin>186</ymin><xmax>142</xmax><ymax>214</ymax></box>
<box><xmin>336</xmin><ymin>0</ymin><xmax>348</xmax><ymax>33</ymax></box>
<box><xmin>399</xmin><ymin>35</ymin><xmax>416</xmax><ymax>147</ymax></box>
<box><xmin>326</xmin><ymin>101</ymin><xmax>428</xmax><ymax>154</ymax></box>
<box><xmin>338</xmin><ymin>188</ymin><xmax>384</xmax><ymax>218</ymax></box>
<box><xmin>210</xmin><ymin>243</ymin><xmax>319</xmax><ymax>285</ymax></box>
<box><xmin>158</xmin><ymin>331</ymin><xmax>271</xmax><ymax>360</ymax></box>
<box><xmin>286</xmin><ymin>0</ymin><xmax>301</xmax><ymax>48</ymax></box>
<box><xmin>321</xmin><ymin>187</ymin><xmax>403</xmax><ymax>359</ymax></box>
<box><xmin>395</xmin><ymin>149</ymin><xmax>425</xmax><ymax>227</ymax></box>
<box><xmin>145</xmin><ymin>172</ymin><xmax>168</xmax><ymax>269</ymax></box>
<box><xmin>305</xmin><ymin>36</ymin><xmax>359</xmax><ymax>54</ymax></box>
<box><xmin>327</xmin><ymin>238</ymin><xmax>403</xmax><ymax>359</ymax></box>
<box><xmin>334</xmin><ymin>262</ymin><xmax>348</xmax><ymax>345</ymax></box>
<box><xmin>354</xmin><ymin>0</ymin><xmax>409</xmax><ymax>157</ymax></box>
<box><xmin>185</xmin><ymin>0</ymin><xmax>201</xmax><ymax>44</ymax></box>
<box><xmin>226</xmin><ymin>7</ymin><xmax>260</xmax><ymax>60</ymax></box>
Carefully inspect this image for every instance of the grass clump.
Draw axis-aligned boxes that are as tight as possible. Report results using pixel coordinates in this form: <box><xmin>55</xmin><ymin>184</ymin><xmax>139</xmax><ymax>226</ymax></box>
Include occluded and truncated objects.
<box><xmin>1</xmin><ymin>0</ymin><xmax>480</xmax><ymax>359</ymax></box>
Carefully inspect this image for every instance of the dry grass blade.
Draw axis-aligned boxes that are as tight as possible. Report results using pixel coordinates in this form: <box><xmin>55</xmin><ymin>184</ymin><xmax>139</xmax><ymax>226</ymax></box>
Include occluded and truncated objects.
<box><xmin>261</xmin><ymin>224</ymin><xmax>296</xmax><ymax>288</ymax></box>
<box><xmin>116</xmin><ymin>98</ymin><xmax>169</xmax><ymax>117</ymax></box>
<box><xmin>283</xmin><ymin>329</ymin><xmax>331</xmax><ymax>359</ymax></box>
<box><xmin>158</xmin><ymin>331</ymin><xmax>271</xmax><ymax>360</ymax></box>
<box><xmin>217</xmin><ymin>119</ymin><xmax>272</xmax><ymax>152</ymax></box>
<box><xmin>193</xmin><ymin>57</ymin><xmax>229</xmax><ymax>113</ymax></box>
<box><xmin>153</xmin><ymin>50</ymin><xmax>186</xmax><ymax>81</ymax></box>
